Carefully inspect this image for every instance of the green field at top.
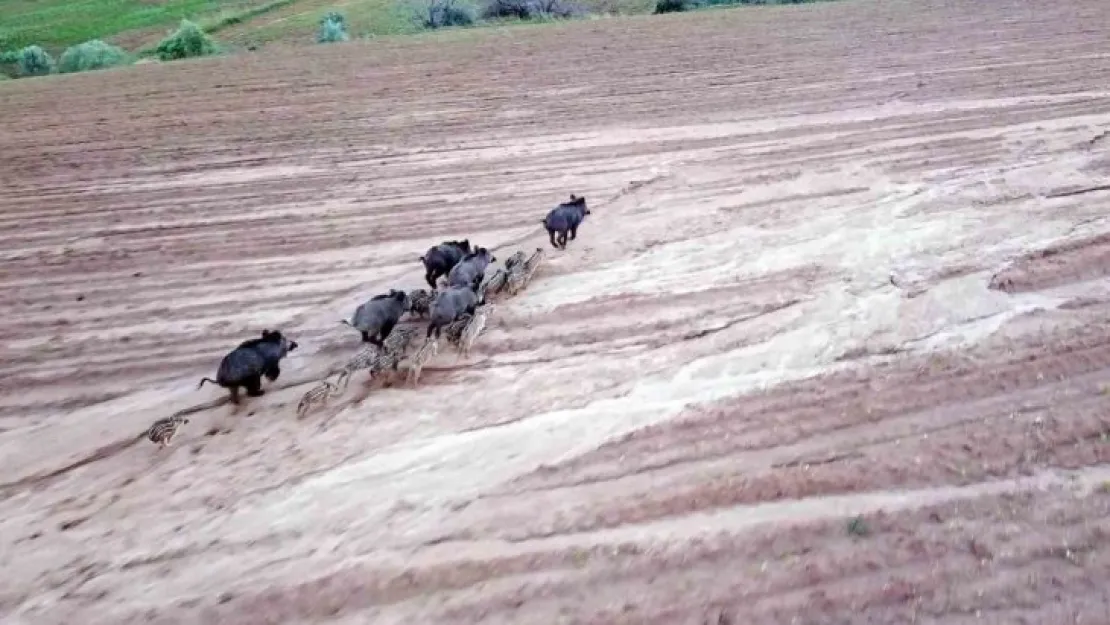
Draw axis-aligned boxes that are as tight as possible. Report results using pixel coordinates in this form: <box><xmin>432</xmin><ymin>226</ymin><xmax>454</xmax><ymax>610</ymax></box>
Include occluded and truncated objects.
<box><xmin>0</xmin><ymin>0</ymin><xmax>277</xmax><ymax>52</ymax></box>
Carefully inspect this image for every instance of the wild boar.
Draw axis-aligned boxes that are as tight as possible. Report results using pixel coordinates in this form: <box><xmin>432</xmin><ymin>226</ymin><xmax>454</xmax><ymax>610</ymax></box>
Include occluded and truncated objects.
<box><xmin>426</xmin><ymin>285</ymin><xmax>481</xmax><ymax>339</ymax></box>
<box><xmin>542</xmin><ymin>194</ymin><xmax>591</xmax><ymax>250</ymax></box>
<box><xmin>406</xmin><ymin>288</ymin><xmax>435</xmax><ymax>319</ymax></box>
<box><xmin>420</xmin><ymin>239</ymin><xmax>472</xmax><ymax>289</ymax></box>
<box><xmin>197</xmin><ymin>329</ymin><xmax>299</xmax><ymax>404</ymax></box>
<box><xmin>342</xmin><ymin>289</ymin><xmax>410</xmax><ymax>346</ymax></box>
<box><xmin>446</xmin><ymin>247</ymin><xmax>496</xmax><ymax>291</ymax></box>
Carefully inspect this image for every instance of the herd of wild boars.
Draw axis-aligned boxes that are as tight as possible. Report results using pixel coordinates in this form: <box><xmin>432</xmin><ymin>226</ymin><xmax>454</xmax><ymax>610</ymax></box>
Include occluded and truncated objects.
<box><xmin>167</xmin><ymin>194</ymin><xmax>590</xmax><ymax>445</ymax></box>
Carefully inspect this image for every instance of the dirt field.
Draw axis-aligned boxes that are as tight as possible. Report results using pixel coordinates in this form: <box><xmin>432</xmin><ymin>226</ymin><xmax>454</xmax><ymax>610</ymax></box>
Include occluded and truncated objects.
<box><xmin>3</xmin><ymin>0</ymin><xmax>1110</xmax><ymax>622</ymax></box>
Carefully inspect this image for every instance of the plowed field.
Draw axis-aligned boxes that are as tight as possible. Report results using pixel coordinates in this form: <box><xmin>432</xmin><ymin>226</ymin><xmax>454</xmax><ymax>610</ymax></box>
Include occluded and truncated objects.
<box><xmin>3</xmin><ymin>0</ymin><xmax>1110</xmax><ymax>622</ymax></box>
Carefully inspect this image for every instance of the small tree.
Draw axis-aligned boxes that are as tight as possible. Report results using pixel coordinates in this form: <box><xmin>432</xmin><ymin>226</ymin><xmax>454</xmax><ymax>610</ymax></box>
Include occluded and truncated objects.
<box><xmin>17</xmin><ymin>45</ymin><xmax>55</xmax><ymax>77</ymax></box>
<box><xmin>414</xmin><ymin>0</ymin><xmax>475</xmax><ymax>29</ymax></box>
<box><xmin>58</xmin><ymin>40</ymin><xmax>131</xmax><ymax>73</ymax></box>
<box><xmin>654</xmin><ymin>0</ymin><xmax>692</xmax><ymax>12</ymax></box>
<box><xmin>481</xmin><ymin>0</ymin><xmax>583</xmax><ymax>20</ymax></box>
<box><xmin>317</xmin><ymin>11</ymin><xmax>350</xmax><ymax>43</ymax></box>
<box><xmin>155</xmin><ymin>19</ymin><xmax>219</xmax><ymax>61</ymax></box>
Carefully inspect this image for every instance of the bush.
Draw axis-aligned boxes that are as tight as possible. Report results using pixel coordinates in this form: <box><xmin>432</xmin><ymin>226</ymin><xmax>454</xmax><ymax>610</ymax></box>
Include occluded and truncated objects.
<box><xmin>654</xmin><ymin>0</ymin><xmax>696</xmax><ymax>11</ymax></box>
<box><xmin>414</xmin><ymin>0</ymin><xmax>476</xmax><ymax>29</ymax></box>
<box><xmin>17</xmin><ymin>45</ymin><xmax>55</xmax><ymax>77</ymax></box>
<box><xmin>154</xmin><ymin>19</ymin><xmax>219</xmax><ymax>61</ymax></box>
<box><xmin>316</xmin><ymin>11</ymin><xmax>350</xmax><ymax>43</ymax></box>
<box><xmin>481</xmin><ymin>0</ymin><xmax>584</xmax><ymax>19</ymax></box>
<box><xmin>58</xmin><ymin>40</ymin><xmax>131</xmax><ymax>73</ymax></box>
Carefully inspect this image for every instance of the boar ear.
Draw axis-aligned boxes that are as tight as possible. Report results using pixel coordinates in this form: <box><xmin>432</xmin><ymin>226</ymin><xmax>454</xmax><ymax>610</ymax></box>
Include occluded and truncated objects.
<box><xmin>261</xmin><ymin>329</ymin><xmax>271</xmax><ymax>337</ymax></box>
<box><xmin>569</xmin><ymin>194</ymin><xmax>577</xmax><ymax>201</ymax></box>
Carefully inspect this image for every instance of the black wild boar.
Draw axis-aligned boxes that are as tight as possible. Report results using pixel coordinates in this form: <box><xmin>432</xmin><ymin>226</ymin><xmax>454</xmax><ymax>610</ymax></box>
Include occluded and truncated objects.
<box><xmin>446</xmin><ymin>247</ymin><xmax>496</xmax><ymax>291</ymax></box>
<box><xmin>420</xmin><ymin>239</ymin><xmax>472</xmax><ymax>289</ymax></box>
<box><xmin>342</xmin><ymin>289</ymin><xmax>410</xmax><ymax>345</ymax></box>
<box><xmin>426</xmin><ymin>286</ymin><xmax>481</xmax><ymax>339</ymax></box>
<box><xmin>197</xmin><ymin>329</ymin><xmax>299</xmax><ymax>404</ymax></box>
<box><xmin>542</xmin><ymin>194</ymin><xmax>591</xmax><ymax>250</ymax></box>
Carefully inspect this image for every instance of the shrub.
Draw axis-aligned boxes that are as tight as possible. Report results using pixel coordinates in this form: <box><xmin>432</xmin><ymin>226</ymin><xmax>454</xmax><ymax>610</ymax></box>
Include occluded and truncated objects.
<box><xmin>481</xmin><ymin>0</ymin><xmax>584</xmax><ymax>19</ymax></box>
<box><xmin>154</xmin><ymin>19</ymin><xmax>219</xmax><ymax>61</ymax></box>
<box><xmin>17</xmin><ymin>45</ymin><xmax>55</xmax><ymax>77</ymax></box>
<box><xmin>58</xmin><ymin>40</ymin><xmax>131</xmax><ymax>73</ymax></box>
<box><xmin>654</xmin><ymin>0</ymin><xmax>696</xmax><ymax>12</ymax></box>
<box><xmin>414</xmin><ymin>0</ymin><xmax>476</xmax><ymax>29</ymax></box>
<box><xmin>316</xmin><ymin>11</ymin><xmax>350</xmax><ymax>43</ymax></box>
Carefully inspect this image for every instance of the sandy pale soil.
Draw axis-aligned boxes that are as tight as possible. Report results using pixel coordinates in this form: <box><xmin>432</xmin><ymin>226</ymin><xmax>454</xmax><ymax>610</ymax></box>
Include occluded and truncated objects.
<box><xmin>3</xmin><ymin>0</ymin><xmax>1110</xmax><ymax>622</ymax></box>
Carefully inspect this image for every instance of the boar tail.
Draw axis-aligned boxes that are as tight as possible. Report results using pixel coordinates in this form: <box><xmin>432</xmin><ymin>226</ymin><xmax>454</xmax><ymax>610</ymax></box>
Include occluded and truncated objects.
<box><xmin>197</xmin><ymin>377</ymin><xmax>218</xmax><ymax>390</ymax></box>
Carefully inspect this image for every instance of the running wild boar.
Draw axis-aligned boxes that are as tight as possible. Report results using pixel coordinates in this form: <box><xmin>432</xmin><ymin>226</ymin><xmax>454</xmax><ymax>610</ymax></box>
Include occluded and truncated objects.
<box><xmin>198</xmin><ymin>329</ymin><xmax>299</xmax><ymax>404</ymax></box>
<box><xmin>420</xmin><ymin>239</ymin><xmax>472</xmax><ymax>289</ymax></box>
<box><xmin>342</xmin><ymin>289</ymin><xmax>410</xmax><ymax>345</ymax></box>
<box><xmin>446</xmin><ymin>247</ymin><xmax>496</xmax><ymax>291</ymax></box>
<box><xmin>542</xmin><ymin>194</ymin><xmax>591</xmax><ymax>250</ymax></box>
<box><xmin>426</xmin><ymin>285</ymin><xmax>481</xmax><ymax>339</ymax></box>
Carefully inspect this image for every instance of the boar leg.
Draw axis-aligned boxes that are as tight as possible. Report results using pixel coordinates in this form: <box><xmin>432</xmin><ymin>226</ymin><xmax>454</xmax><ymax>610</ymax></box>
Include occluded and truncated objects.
<box><xmin>379</xmin><ymin>319</ymin><xmax>397</xmax><ymax>344</ymax></box>
<box><xmin>244</xmin><ymin>375</ymin><xmax>265</xmax><ymax>397</ymax></box>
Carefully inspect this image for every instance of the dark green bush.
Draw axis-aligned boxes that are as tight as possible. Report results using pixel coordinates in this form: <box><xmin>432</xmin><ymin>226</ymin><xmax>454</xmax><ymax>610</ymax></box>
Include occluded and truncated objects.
<box><xmin>155</xmin><ymin>19</ymin><xmax>219</xmax><ymax>61</ymax></box>
<box><xmin>481</xmin><ymin>0</ymin><xmax>584</xmax><ymax>20</ymax></box>
<box><xmin>415</xmin><ymin>0</ymin><xmax>476</xmax><ymax>28</ymax></box>
<box><xmin>17</xmin><ymin>45</ymin><xmax>55</xmax><ymax>77</ymax></box>
<box><xmin>654</xmin><ymin>0</ymin><xmax>696</xmax><ymax>12</ymax></box>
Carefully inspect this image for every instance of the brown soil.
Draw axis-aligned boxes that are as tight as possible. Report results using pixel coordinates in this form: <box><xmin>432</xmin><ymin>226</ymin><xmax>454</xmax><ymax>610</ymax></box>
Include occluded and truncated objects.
<box><xmin>2</xmin><ymin>0</ymin><xmax>1110</xmax><ymax>623</ymax></box>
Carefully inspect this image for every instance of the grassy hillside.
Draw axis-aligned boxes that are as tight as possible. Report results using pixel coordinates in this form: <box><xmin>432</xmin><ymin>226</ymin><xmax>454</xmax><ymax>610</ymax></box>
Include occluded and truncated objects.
<box><xmin>211</xmin><ymin>0</ymin><xmax>659</xmax><ymax>44</ymax></box>
<box><xmin>1</xmin><ymin>0</ymin><xmax>827</xmax><ymax>74</ymax></box>
<box><xmin>0</xmin><ymin>0</ymin><xmax>618</xmax><ymax>54</ymax></box>
<box><xmin>0</xmin><ymin>0</ymin><xmax>272</xmax><ymax>52</ymax></box>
